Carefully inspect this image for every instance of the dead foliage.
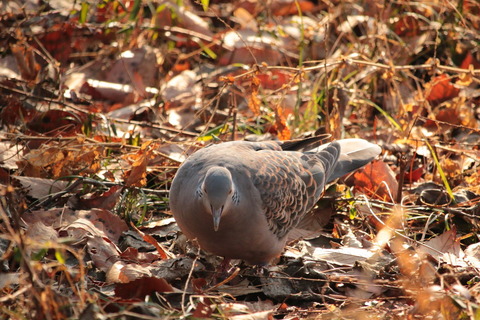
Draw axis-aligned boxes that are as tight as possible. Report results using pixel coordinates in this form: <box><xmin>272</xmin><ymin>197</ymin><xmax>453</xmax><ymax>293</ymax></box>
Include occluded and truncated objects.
<box><xmin>0</xmin><ymin>0</ymin><xmax>480</xmax><ymax>319</ymax></box>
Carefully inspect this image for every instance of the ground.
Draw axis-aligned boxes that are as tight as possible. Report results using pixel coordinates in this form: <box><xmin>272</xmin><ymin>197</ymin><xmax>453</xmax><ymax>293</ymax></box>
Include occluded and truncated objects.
<box><xmin>0</xmin><ymin>0</ymin><xmax>480</xmax><ymax>319</ymax></box>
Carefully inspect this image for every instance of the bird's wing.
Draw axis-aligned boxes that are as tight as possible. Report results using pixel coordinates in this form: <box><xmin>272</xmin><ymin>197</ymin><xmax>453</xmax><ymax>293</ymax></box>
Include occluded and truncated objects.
<box><xmin>251</xmin><ymin>142</ymin><xmax>341</xmax><ymax>239</ymax></box>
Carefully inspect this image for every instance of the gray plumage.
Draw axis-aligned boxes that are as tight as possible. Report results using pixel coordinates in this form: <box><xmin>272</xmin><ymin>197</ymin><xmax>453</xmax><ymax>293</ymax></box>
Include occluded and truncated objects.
<box><xmin>169</xmin><ymin>137</ymin><xmax>381</xmax><ymax>265</ymax></box>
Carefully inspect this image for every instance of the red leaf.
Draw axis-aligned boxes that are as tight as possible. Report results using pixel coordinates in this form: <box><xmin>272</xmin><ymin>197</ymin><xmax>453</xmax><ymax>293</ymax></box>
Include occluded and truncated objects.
<box><xmin>256</xmin><ymin>71</ymin><xmax>292</xmax><ymax>90</ymax></box>
<box><xmin>192</xmin><ymin>299</ymin><xmax>215</xmax><ymax>318</ymax></box>
<box><xmin>394</xmin><ymin>16</ymin><xmax>420</xmax><ymax>37</ymax></box>
<box><xmin>459</xmin><ymin>51</ymin><xmax>480</xmax><ymax>70</ymax></box>
<box><xmin>426</xmin><ymin>74</ymin><xmax>460</xmax><ymax>106</ymax></box>
<box><xmin>397</xmin><ymin>167</ymin><xmax>424</xmax><ymax>183</ymax></box>
<box><xmin>38</xmin><ymin>22</ymin><xmax>74</xmax><ymax>64</ymax></box>
<box><xmin>114</xmin><ymin>277</ymin><xmax>173</xmax><ymax>300</ymax></box>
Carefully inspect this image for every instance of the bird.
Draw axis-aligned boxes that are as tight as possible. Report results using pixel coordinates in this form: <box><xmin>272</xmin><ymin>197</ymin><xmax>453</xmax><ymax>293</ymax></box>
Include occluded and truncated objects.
<box><xmin>169</xmin><ymin>136</ymin><xmax>381</xmax><ymax>265</ymax></box>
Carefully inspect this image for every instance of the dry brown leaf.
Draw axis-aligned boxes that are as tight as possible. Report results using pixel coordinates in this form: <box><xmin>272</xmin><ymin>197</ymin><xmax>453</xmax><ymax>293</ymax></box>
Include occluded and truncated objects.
<box><xmin>418</xmin><ymin>228</ymin><xmax>466</xmax><ymax>267</ymax></box>
<box><xmin>77</xmin><ymin>185</ymin><xmax>123</xmax><ymax>210</ymax></box>
<box><xmin>17</xmin><ymin>140</ymin><xmax>103</xmax><ymax>178</ymax></box>
<box><xmin>23</xmin><ymin>208</ymin><xmax>128</xmax><ymax>242</ymax></box>
<box><xmin>456</xmin><ymin>72</ymin><xmax>473</xmax><ymax>86</ymax></box>
<box><xmin>14</xmin><ymin>176</ymin><xmax>69</xmax><ymax>199</ymax></box>
<box><xmin>120</xmin><ymin>247</ymin><xmax>163</xmax><ymax>264</ymax></box>
<box><xmin>162</xmin><ymin>69</ymin><xmax>201</xmax><ymax>110</ymax></box>
<box><xmin>110</xmin><ymin>261</ymin><xmax>152</xmax><ymax>283</ymax></box>
<box><xmin>25</xmin><ymin>221</ymin><xmax>59</xmax><ymax>246</ymax></box>
<box><xmin>219</xmin><ymin>30</ymin><xmax>283</xmax><ymax>65</ymax></box>
<box><xmin>459</xmin><ymin>51</ymin><xmax>480</xmax><ymax>69</ymax></box>
<box><xmin>441</xmin><ymin>158</ymin><xmax>462</xmax><ymax>179</ymax></box>
<box><xmin>37</xmin><ymin>22</ymin><xmax>74</xmax><ymax>64</ymax></box>
<box><xmin>10</xmin><ymin>43</ymin><xmax>40</xmax><ymax>82</ymax></box>
<box><xmin>123</xmin><ymin>141</ymin><xmax>155</xmax><ymax>187</ymax></box>
<box><xmin>311</xmin><ymin>247</ymin><xmax>376</xmax><ymax>266</ymax></box>
<box><xmin>0</xmin><ymin>141</ymin><xmax>22</xmax><ymax>170</ymax></box>
<box><xmin>234</xmin><ymin>7</ymin><xmax>257</xmax><ymax>30</ymax></box>
<box><xmin>0</xmin><ymin>96</ymin><xmax>37</xmax><ymax>128</ymax></box>
<box><xmin>87</xmin><ymin>235</ymin><xmax>121</xmax><ymax>273</ymax></box>
<box><xmin>255</xmin><ymin>71</ymin><xmax>292</xmax><ymax>90</ymax></box>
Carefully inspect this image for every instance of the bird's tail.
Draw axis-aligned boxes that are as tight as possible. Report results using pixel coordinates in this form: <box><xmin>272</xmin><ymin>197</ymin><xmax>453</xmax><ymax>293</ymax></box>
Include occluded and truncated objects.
<box><xmin>323</xmin><ymin>139</ymin><xmax>381</xmax><ymax>182</ymax></box>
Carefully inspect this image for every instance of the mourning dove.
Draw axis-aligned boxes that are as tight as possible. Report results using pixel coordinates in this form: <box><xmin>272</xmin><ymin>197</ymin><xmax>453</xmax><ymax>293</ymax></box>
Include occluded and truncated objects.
<box><xmin>169</xmin><ymin>136</ymin><xmax>381</xmax><ymax>265</ymax></box>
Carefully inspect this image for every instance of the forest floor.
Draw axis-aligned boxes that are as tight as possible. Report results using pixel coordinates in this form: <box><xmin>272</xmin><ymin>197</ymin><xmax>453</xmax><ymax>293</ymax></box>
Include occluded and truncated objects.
<box><xmin>1</xmin><ymin>0</ymin><xmax>480</xmax><ymax>319</ymax></box>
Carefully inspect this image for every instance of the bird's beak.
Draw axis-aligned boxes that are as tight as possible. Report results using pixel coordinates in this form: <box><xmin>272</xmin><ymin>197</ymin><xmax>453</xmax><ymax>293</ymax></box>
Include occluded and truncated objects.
<box><xmin>211</xmin><ymin>206</ymin><xmax>223</xmax><ymax>231</ymax></box>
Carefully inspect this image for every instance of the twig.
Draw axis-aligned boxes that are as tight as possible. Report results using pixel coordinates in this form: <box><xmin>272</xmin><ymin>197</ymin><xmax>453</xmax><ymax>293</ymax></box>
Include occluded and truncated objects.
<box><xmin>181</xmin><ymin>250</ymin><xmax>199</xmax><ymax>316</ymax></box>
<box><xmin>230</xmin><ymin>55</ymin><xmax>480</xmax><ymax>82</ymax></box>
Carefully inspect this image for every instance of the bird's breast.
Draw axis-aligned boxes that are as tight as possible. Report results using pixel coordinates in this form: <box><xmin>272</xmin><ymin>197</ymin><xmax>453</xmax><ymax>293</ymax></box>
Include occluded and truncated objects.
<box><xmin>176</xmin><ymin>196</ymin><xmax>285</xmax><ymax>264</ymax></box>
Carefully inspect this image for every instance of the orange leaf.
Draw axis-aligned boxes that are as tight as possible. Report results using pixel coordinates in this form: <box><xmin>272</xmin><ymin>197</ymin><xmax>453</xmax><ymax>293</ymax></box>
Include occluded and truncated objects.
<box><xmin>123</xmin><ymin>142</ymin><xmax>154</xmax><ymax>187</ymax></box>
<box><xmin>434</xmin><ymin>106</ymin><xmax>461</xmax><ymax>125</ymax></box>
<box><xmin>351</xmin><ymin>160</ymin><xmax>398</xmax><ymax>202</ymax></box>
<box><xmin>274</xmin><ymin>106</ymin><xmax>291</xmax><ymax>140</ymax></box>
<box><xmin>256</xmin><ymin>71</ymin><xmax>292</xmax><ymax>90</ymax></box>
<box><xmin>131</xmin><ymin>223</ymin><xmax>170</xmax><ymax>260</ymax></box>
<box><xmin>273</xmin><ymin>0</ymin><xmax>315</xmax><ymax>16</ymax></box>
<box><xmin>247</xmin><ymin>76</ymin><xmax>261</xmax><ymax>115</ymax></box>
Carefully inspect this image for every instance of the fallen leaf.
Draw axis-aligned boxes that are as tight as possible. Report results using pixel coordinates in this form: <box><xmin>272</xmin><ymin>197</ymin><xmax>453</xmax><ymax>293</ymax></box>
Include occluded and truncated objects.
<box><xmin>310</xmin><ymin>247</ymin><xmax>376</xmax><ymax>266</ymax></box>
<box><xmin>272</xmin><ymin>0</ymin><xmax>315</xmax><ymax>16</ymax></box>
<box><xmin>426</xmin><ymin>74</ymin><xmax>460</xmax><ymax>106</ymax></box>
<box><xmin>123</xmin><ymin>141</ymin><xmax>155</xmax><ymax>187</ymax></box>
<box><xmin>351</xmin><ymin>160</ymin><xmax>399</xmax><ymax>202</ymax></box>
<box><xmin>37</xmin><ymin>22</ymin><xmax>74</xmax><ymax>64</ymax></box>
<box><xmin>131</xmin><ymin>223</ymin><xmax>171</xmax><ymax>260</ymax></box>
<box><xmin>192</xmin><ymin>298</ymin><xmax>215</xmax><ymax>319</ymax></box>
<box><xmin>459</xmin><ymin>51</ymin><xmax>480</xmax><ymax>70</ymax></box>
<box><xmin>87</xmin><ymin>235</ymin><xmax>121</xmax><ymax>273</ymax></box>
<box><xmin>17</xmin><ymin>139</ymin><xmax>103</xmax><ymax>178</ymax></box>
<box><xmin>394</xmin><ymin>15</ymin><xmax>420</xmax><ymax>37</ymax></box>
<box><xmin>114</xmin><ymin>277</ymin><xmax>173</xmax><ymax>299</ymax></box>
<box><xmin>120</xmin><ymin>247</ymin><xmax>163</xmax><ymax>264</ymax></box>
<box><xmin>14</xmin><ymin>176</ymin><xmax>70</xmax><ymax>200</ymax></box>
<box><xmin>77</xmin><ymin>185</ymin><xmax>123</xmax><ymax>210</ymax></box>
<box><xmin>418</xmin><ymin>228</ymin><xmax>466</xmax><ymax>267</ymax></box>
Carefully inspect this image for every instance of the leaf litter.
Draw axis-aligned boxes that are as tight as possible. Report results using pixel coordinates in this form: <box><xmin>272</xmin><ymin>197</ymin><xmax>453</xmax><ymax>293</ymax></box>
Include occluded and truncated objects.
<box><xmin>0</xmin><ymin>0</ymin><xmax>480</xmax><ymax>319</ymax></box>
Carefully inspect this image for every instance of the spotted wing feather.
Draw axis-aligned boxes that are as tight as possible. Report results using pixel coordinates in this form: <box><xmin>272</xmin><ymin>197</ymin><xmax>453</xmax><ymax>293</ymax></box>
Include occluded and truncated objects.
<box><xmin>252</xmin><ymin>142</ymin><xmax>341</xmax><ymax>239</ymax></box>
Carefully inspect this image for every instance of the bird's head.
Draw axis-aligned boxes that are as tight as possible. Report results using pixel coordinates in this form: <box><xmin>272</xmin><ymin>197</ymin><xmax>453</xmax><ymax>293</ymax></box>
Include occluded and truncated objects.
<box><xmin>200</xmin><ymin>166</ymin><xmax>235</xmax><ymax>231</ymax></box>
